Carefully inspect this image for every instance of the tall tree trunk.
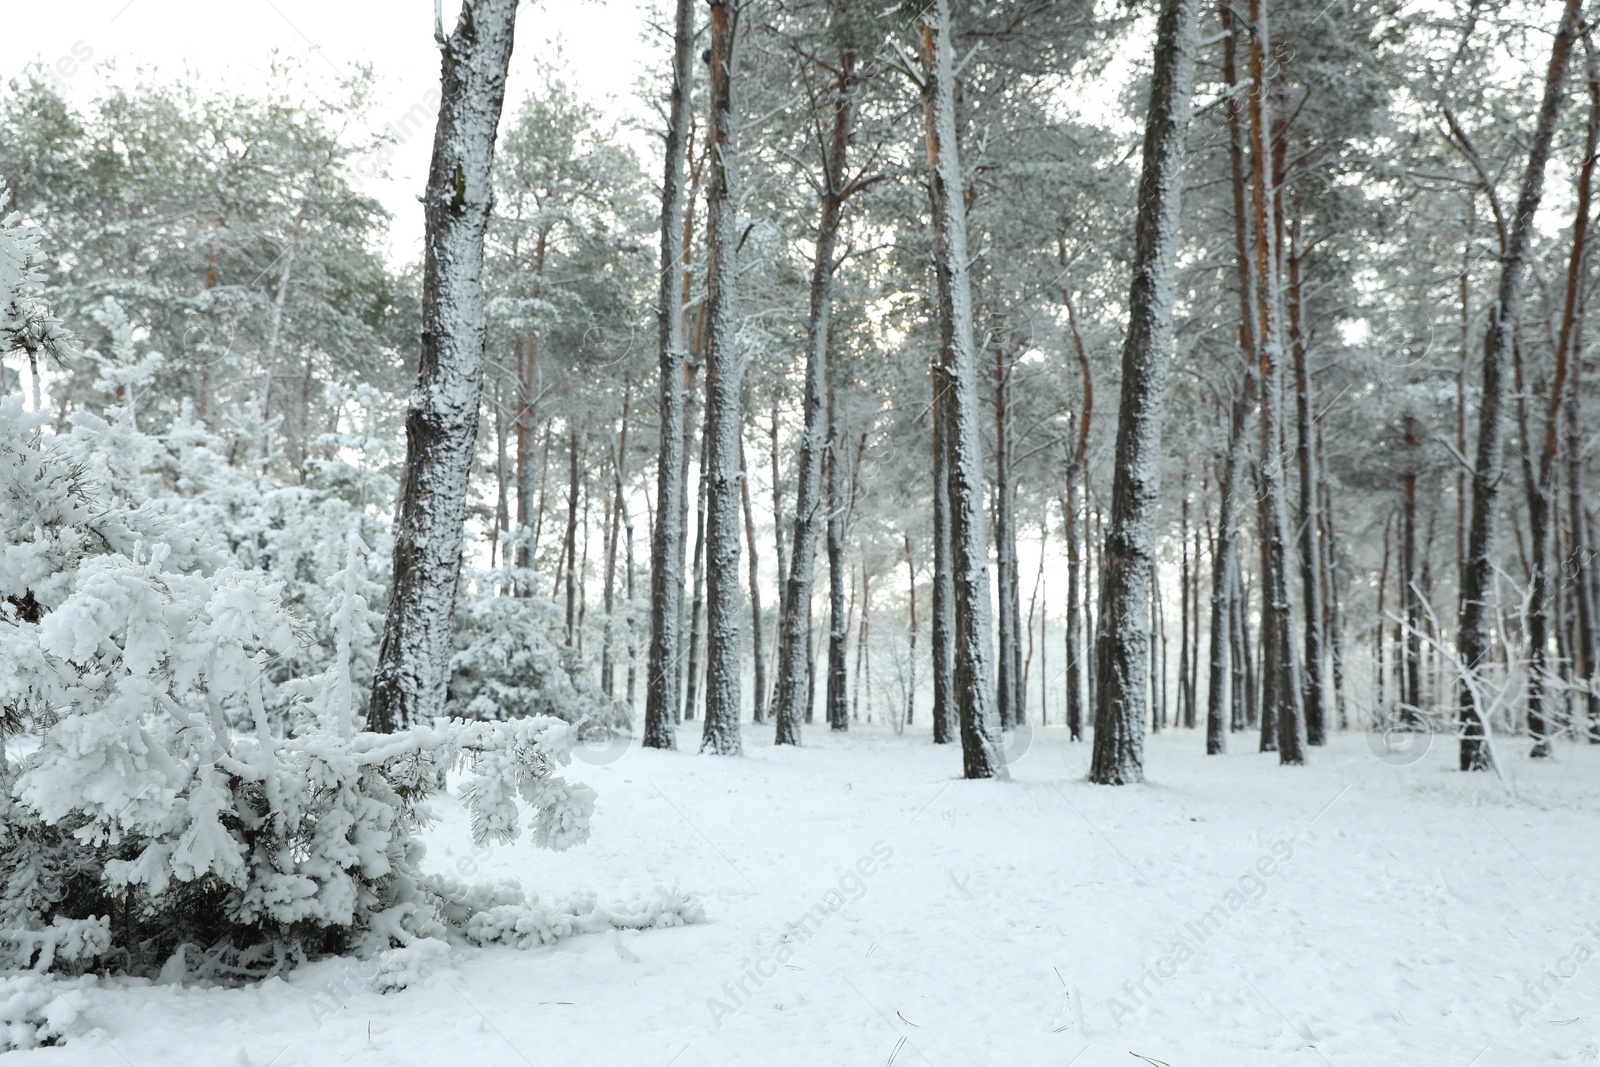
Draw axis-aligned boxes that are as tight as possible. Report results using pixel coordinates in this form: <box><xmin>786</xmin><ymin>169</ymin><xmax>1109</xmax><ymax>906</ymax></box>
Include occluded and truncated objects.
<box><xmin>1514</xmin><ymin>342</ymin><xmax>1553</xmax><ymax>753</ymax></box>
<box><xmin>1317</xmin><ymin>424</ymin><xmax>1348</xmax><ymax>730</ymax></box>
<box><xmin>994</xmin><ymin>339</ymin><xmax>1023</xmax><ymax>729</ymax></box>
<box><xmin>826</xmin><ymin>386</ymin><xmax>849</xmax><ymax>731</ymax></box>
<box><xmin>491</xmin><ymin>375</ymin><xmax>509</xmax><ymax>571</ymax></box>
<box><xmin>1230</xmin><ymin>558</ymin><xmax>1249</xmax><ymax>731</ymax></box>
<box><xmin>603</xmin><ymin>377</ymin><xmax>631</xmax><ymax>696</ymax></box>
<box><xmin>1025</xmin><ymin>524</ymin><xmax>1047</xmax><ymax>723</ymax></box>
<box><xmin>1087</xmin><ymin>0</ymin><xmax>1198</xmax><ymax>783</ymax></box>
<box><xmin>1402</xmin><ymin>414</ymin><xmax>1422</xmax><ymax>721</ymax></box>
<box><xmin>1459</xmin><ymin>0</ymin><xmax>1583</xmax><ymax>771</ymax></box>
<box><xmin>699</xmin><ymin>0</ymin><xmax>745</xmax><ymax>755</ymax></box>
<box><xmin>1287</xmin><ymin>213</ymin><xmax>1326</xmax><ymax>745</ymax></box>
<box><xmin>774</xmin><ymin>44</ymin><xmax>857</xmax><ymax>745</ymax></box>
<box><xmin>1208</xmin><ymin>0</ymin><xmax>1257</xmax><ymax>754</ymax></box>
<box><xmin>564</xmin><ymin>429</ymin><xmax>581</xmax><ymax>644</ymax></box>
<box><xmin>740</xmin><ymin>436</ymin><xmax>767</xmax><ymax>723</ymax></box>
<box><xmin>1376</xmin><ymin>512</ymin><xmax>1391</xmax><ymax>723</ymax></box>
<box><xmin>854</xmin><ymin>563</ymin><xmax>871</xmax><ymax>723</ymax></box>
<box><xmin>930</xmin><ymin>358</ymin><xmax>957</xmax><ymax>745</ymax></box>
<box><xmin>1064</xmin><ymin>482</ymin><xmax>1084</xmax><ymax>741</ymax></box>
<box><xmin>369</xmin><ymin>0</ymin><xmax>518</xmax><ymax>732</ymax></box>
<box><xmin>643</xmin><ymin>0</ymin><xmax>695</xmax><ymax>749</ymax></box>
<box><xmin>1247</xmin><ymin>0</ymin><xmax>1305</xmax><ymax>765</ymax></box>
<box><xmin>1179</xmin><ymin>487</ymin><xmax>1193</xmax><ymax>729</ymax></box>
<box><xmin>771</xmin><ymin>405</ymin><xmax>788</xmax><ymax>677</ymax></box>
<box><xmin>1060</xmin><ymin>270</ymin><xmax>1094</xmax><ymax>743</ymax></box>
<box><xmin>921</xmin><ymin>0</ymin><xmax>1007</xmax><ymax>778</ymax></box>
<box><xmin>684</xmin><ymin>428</ymin><xmax>709</xmax><ymax>722</ymax></box>
<box><xmin>1256</xmin><ymin>465</ymin><xmax>1279</xmax><ymax>752</ymax></box>
<box><xmin>905</xmin><ymin>533</ymin><xmax>919</xmax><ymax>726</ymax></box>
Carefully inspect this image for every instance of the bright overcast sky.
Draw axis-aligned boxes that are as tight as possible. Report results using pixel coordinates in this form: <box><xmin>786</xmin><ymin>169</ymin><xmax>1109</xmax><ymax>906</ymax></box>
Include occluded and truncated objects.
<box><xmin>4</xmin><ymin>0</ymin><xmax>664</xmax><ymax>263</ymax></box>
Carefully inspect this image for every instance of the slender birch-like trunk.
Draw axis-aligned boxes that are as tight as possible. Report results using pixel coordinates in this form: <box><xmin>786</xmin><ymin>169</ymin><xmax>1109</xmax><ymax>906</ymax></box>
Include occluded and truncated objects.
<box><xmin>369</xmin><ymin>0</ymin><xmax>518</xmax><ymax>732</ymax></box>
<box><xmin>1087</xmin><ymin>0</ymin><xmax>1198</xmax><ymax>783</ymax></box>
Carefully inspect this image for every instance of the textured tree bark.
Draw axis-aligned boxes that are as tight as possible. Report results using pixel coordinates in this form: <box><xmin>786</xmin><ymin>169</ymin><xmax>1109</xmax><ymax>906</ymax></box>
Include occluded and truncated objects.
<box><xmin>1179</xmin><ymin>489</ymin><xmax>1193</xmax><ymax>729</ymax></box>
<box><xmin>930</xmin><ymin>358</ymin><xmax>957</xmax><ymax>745</ymax></box>
<box><xmin>1459</xmin><ymin>0</ymin><xmax>1583</xmax><ymax>771</ymax></box>
<box><xmin>369</xmin><ymin>0</ymin><xmax>518</xmax><ymax>733</ymax></box>
<box><xmin>1232</xmin><ymin>562</ymin><xmax>1252</xmax><ymax>731</ymax></box>
<box><xmin>825</xmin><ymin>387</ymin><xmax>849</xmax><ymax>732</ymax></box>
<box><xmin>1087</xmin><ymin>0</ymin><xmax>1198</xmax><ymax>783</ymax></box>
<box><xmin>563</xmin><ymin>429</ymin><xmax>581</xmax><ymax>644</ymax></box>
<box><xmin>1064</xmin><ymin>482</ymin><xmax>1084</xmax><ymax>741</ymax></box>
<box><xmin>921</xmin><ymin>0</ymin><xmax>1007</xmax><ymax>778</ymax></box>
<box><xmin>643</xmin><ymin>0</ymin><xmax>695</xmax><ymax>750</ymax></box>
<box><xmin>994</xmin><ymin>340</ymin><xmax>1023</xmax><ymax>729</ymax></box>
<box><xmin>684</xmin><ymin>428</ymin><xmax>709</xmax><ymax>723</ymax></box>
<box><xmin>853</xmin><ymin>563</ymin><xmax>871</xmax><ymax>723</ymax></box>
<box><xmin>905</xmin><ymin>533</ymin><xmax>918</xmax><ymax>726</ymax></box>
<box><xmin>773</xmin><ymin>46</ymin><xmax>856</xmax><ymax>746</ymax></box>
<box><xmin>1255</xmin><ymin>466</ymin><xmax>1279</xmax><ymax>752</ymax></box>
<box><xmin>770</xmin><ymin>406</ymin><xmax>788</xmax><ymax>697</ymax></box>
<box><xmin>698</xmin><ymin>0</ymin><xmax>746</xmax><ymax>755</ymax></box>
<box><xmin>1060</xmin><ymin>272</ymin><xmax>1094</xmax><ymax>743</ymax></box>
<box><xmin>1376</xmin><ymin>512</ymin><xmax>1391</xmax><ymax>721</ymax></box>
<box><xmin>1316</xmin><ymin>424</ymin><xmax>1348</xmax><ymax>730</ymax></box>
<box><xmin>602</xmin><ymin>376</ymin><xmax>631</xmax><ymax>697</ymax></box>
<box><xmin>1286</xmin><ymin>215</ymin><xmax>1326</xmax><ymax>745</ymax></box>
<box><xmin>1402</xmin><ymin>414</ymin><xmax>1421</xmax><ymax>722</ymax></box>
<box><xmin>491</xmin><ymin>377</ymin><xmax>509</xmax><ymax>571</ymax></box>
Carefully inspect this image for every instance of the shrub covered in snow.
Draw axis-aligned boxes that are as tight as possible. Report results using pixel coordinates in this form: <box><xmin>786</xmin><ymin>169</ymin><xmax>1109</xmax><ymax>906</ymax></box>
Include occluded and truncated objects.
<box><xmin>0</xmin><ymin>403</ymin><xmax>604</xmax><ymax>975</ymax></box>
<box><xmin>0</xmin><ymin>220</ymin><xmax>692</xmax><ymax>993</ymax></box>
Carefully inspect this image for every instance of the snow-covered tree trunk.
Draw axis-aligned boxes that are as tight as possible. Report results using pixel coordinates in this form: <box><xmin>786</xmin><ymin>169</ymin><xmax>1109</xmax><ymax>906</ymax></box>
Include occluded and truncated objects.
<box><xmin>563</xmin><ymin>429</ymin><xmax>581</xmax><ymax>644</ymax></box>
<box><xmin>1060</xmin><ymin>275</ymin><xmax>1094</xmax><ymax>744</ymax></box>
<box><xmin>369</xmin><ymin>0</ymin><xmax>519</xmax><ymax>733</ymax></box>
<box><xmin>929</xmin><ymin>358</ymin><xmax>957</xmax><ymax>746</ymax></box>
<box><xmin>699</xmin><ymin>0</ymin><xmax>744</xmax><ymax>755</ymax></box>
<box><xmin>1286</xmin><ymin>217</ymin><xmax>1326</xmax><ymax>745</ymax></box>
<box><xmin>1246</xmin><ymin>0</ymin><xmax>1305</xmax><ymax>766</ymax></box>
<box><xmin>739</xmin><ymin>436</ymin><xmax>766</xmax><ymax>723</ymax></box>
<box><xmin>773</xmin><ymin>48</ymin><xmax>856</xmax><ymax>746</ymax></box>
<box><xmin>1316</xmin><ymin>429</ymin><xmax>1348</xmax><ymax>730</ymax></box>
<box><xmin>921</xmin><ymin>0</ymin><xmax>1006</xmax><ymax>779</ymax></box>
<box><xmin>1086</xmin><ymin>0</ymin><xmax>1197</xmax><ymax>785</ymax></box>
<box><xmin>684</xmin><ymin>433</ymin><xmax>709</xmax><ymax>722</ymax></box>
<box><xmin>825</xmin><ymin>385</ymin><xmax>849</xmax><ymax>732</ymax></box>
<box><xmin>993</xmin><ymin>341</ymin><xmax>1023</xmax><ymax>729</ymax></box>
<box><xmin>1459</xmin><ymin>0</ymin><xmax>1581</xmax><ymax>771</ymax></box>
<box><xmin>643</xmin><ymin>0</ymin><xmax>695</xmax><ymax>750</ymax></box>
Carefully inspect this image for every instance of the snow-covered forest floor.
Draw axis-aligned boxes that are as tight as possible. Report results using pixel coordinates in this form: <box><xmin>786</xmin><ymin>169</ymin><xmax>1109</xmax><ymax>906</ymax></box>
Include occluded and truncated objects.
<box><xmin>11</xmin><ymin>725</ymin><xmax>1599</xmax><ymax>1067</ymax></box>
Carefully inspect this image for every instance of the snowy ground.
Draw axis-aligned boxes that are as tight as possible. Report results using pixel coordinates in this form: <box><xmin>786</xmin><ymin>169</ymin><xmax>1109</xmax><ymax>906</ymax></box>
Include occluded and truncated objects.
<box><xmin>13</xmin><ymin>721</ymin><xmax>1600</xmax><ymax>1066</ymax></box>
